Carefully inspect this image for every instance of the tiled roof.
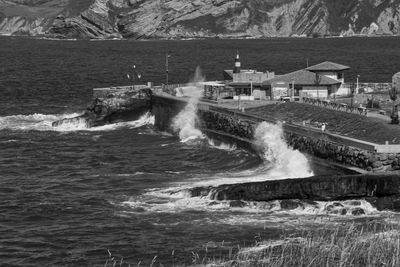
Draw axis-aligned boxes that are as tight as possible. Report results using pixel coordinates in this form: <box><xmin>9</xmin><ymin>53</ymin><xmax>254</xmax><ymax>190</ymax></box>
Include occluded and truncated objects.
<box><xmin>224</xmin><ymin>70</ymin><xmax>234</xmax><ymax>78</ymax></box>
<box><xmin>306</xmin><ymin>61</ymin><xmax>350</xmax><ymax>71</ymax></box>
<box><xmin>263</xmin><ymin>69</ymin><xmax>341</xmax><ymax>86</ymax></box>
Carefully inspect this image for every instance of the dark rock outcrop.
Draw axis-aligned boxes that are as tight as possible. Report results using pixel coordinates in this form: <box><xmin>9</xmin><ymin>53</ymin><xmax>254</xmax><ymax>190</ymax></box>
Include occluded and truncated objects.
<box><xmin>52</xmin><ymin>87</ymin><xmax>152</xmax><ymax>127</ymax></box>
<box><xmin>188</xmin><ymin>174</ymin><xmax>400</xmax><ymax>211</ymax></box>
<box><xmin>1</xmin><ymin>0</ymin><xmax>400</xmax><ymax>39</ymax></box>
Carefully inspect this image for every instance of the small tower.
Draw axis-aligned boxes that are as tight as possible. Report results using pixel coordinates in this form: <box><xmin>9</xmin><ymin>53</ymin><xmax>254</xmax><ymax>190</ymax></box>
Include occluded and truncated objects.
<box><xmin>234</xmin><ymin>51</ymin><xmax>241</xmax><ymax>74</ymax></box>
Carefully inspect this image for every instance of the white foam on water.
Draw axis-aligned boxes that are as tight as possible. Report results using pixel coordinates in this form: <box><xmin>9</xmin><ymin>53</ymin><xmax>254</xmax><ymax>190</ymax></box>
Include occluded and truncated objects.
<box><xmin>0</xmin><ymin>139</ymin><xmax>18</xmax><ymax>143</ymax></box>
<box><xmin>282</xmin><ymin>199</ymin><xmax>378</xmax><ymax>216</ymax></box>
<box><xmin>0</xmin><ymin>112</ymin><xmax>154</xmax><ymax>132</ymax></box>
<box><xmin>121</xmin><ymin>195</ymin><xmax>227</xmax><ymax>213</ymax></box>
<box><xmin>119</xmin><ymin>188</ymin><xmax>380</xmax><ymax>221</ymax></box>
<box><xmin>136</xmin><ymin>188</ymin><xmax>380</xmax><ymax>219</ymax></box>
<box><xmin>207</xmin><ymin>138</ymin><xmax>237</xmax><ymax>151</ymax></box>
<box><xmin>0</xmin><ymin>113</ymin><xmax>82</xmax><ymax>131</ymax></box>
<box><xmin>172</xmin><ymin>66</ymin><xmax>206</xmax><ymax>143</ymax></box>
<box><xmin>80</xmin><ymin>112</ymin><xmax>154</xmax><ymax>132</ymax></box>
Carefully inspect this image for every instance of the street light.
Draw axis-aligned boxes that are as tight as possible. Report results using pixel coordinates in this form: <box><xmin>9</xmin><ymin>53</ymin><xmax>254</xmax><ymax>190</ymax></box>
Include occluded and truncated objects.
<box><xmin>356</xmin><ymin>74</ymin><xmax>360</xmax><ymax>94</ymax></box>
<box><xmin>166</xmin><ymin>53</ymin><xmax>171</xmax><ymax>86</ymax></box>
<box><xmin>250</xmin><ymin>79</ymin><xmax>253</xmax><ymax>97</ymax></box>
<box><xmin>291</xmin><ymin>78</ymin><xmax>294</xmax><ymax>101</ymax></box>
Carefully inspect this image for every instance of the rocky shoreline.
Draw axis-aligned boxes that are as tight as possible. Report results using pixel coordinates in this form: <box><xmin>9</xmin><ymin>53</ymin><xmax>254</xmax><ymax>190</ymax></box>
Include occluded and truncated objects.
<box><xmin>2</xmin><ymin>0</ymin><xmax>400</xmax><ymax>40</ymax></box>
<box><xmin>188</xmin><ymin>174</ymin><xmax>400</xmax><ymax>212</ymax></box>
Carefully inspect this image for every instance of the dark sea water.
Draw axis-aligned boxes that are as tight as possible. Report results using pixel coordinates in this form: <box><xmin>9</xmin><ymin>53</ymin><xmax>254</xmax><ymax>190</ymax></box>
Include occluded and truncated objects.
<box><xmin>1</xmin><ymin>36</ymin><xmax>400</xmax><ymax>266</ymax></box>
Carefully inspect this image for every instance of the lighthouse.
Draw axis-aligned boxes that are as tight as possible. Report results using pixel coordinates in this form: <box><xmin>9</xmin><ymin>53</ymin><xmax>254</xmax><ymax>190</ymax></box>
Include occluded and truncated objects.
<box><xmin>234</xmin><ymin>51</ymin><xmax>241</xmax><ymax>73</ymax></box>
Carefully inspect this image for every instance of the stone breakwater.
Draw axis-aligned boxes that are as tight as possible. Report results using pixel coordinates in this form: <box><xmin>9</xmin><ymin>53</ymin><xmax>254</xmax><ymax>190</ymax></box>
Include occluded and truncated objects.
<box><xmin>286</xmin><ymin>133</ymin><xmax>400</xmax><ymax>172</ymax></box>
<box><xmin>198</xmin><ymin>106</ymin><xmax>400</xmax><ymax>173</ymax></box>
<box><xmin>188</xmin><ymin>174</ymin><xmax>400</xmax><ymax>211</ymax></box>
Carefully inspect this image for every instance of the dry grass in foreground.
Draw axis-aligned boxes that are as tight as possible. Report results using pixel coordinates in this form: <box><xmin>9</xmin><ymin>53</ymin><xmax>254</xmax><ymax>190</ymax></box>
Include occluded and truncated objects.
<box><xmin>195</xmin><ymin>223</ymin><xmax>400</xmax><ymax>267</ymax></box>
<box><xmin>104</xmin><ymin>222</ymin><xmax>400</xmax><ymax>267</ymax></box>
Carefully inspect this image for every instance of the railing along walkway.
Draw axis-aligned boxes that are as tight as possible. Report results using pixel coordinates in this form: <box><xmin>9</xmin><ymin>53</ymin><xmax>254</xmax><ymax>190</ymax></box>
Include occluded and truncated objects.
<box><xmin>301</xmin><ymin>97</ymin><xmax>368</xmax><ymax>116</ymax></box>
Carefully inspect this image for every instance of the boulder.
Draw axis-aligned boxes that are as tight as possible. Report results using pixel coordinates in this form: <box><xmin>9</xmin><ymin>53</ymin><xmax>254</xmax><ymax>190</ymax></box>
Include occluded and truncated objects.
<box><xmin>229</xmin><ymin>200</ymin><xmax>246</xmax><ymax>208</ymax></box>
<box><xmin>280</xmin><ymin>199</ymin><xmax>303</xmax><ymax>210</ymax></box>
<box><xmin>351</xmin><ymin>208</ymin><xmax>365</xmax><ymax>216</ymax></box>
<box><xmin>52</xmin><ymin>88</ymin><xmax>152</xmax><ymax>128</ymax></box>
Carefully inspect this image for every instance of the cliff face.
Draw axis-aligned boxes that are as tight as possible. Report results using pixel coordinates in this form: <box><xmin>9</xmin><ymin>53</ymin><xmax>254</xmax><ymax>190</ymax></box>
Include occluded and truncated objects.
<box><xmin>1</xmin><ymin>0</ymin><xmax>400</xmax><ymax>39</ymax></box>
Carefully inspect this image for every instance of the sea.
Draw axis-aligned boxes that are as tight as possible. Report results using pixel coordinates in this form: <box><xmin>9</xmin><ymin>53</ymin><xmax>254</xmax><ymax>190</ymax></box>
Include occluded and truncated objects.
<box><xmin>1</xmin><ymin>36</ymin><xmax>400</xmax><ymax>266</ymax></box>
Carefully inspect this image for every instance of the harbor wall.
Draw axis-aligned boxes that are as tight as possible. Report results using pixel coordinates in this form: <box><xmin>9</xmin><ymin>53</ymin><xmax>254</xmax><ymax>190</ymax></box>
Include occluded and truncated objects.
<box><xmin>150</xmin><ymin>94</ymin><xmax>400</xmax><ymax>211</ymax></box>
<box><xmin>188</xmin><ymin>174</ymin><xmax>400</xmax><ymax>212</ymax></box>
<box><xmin>151</xmin><ymin>94</ymin><xmax>400</xmax><ymax>172</ymax></box>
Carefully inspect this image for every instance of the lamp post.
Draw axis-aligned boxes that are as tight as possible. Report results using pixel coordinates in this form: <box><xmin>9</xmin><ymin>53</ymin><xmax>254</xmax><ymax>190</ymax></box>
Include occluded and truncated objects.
<box><xmin>166</xmin><ymin>53</ymin><xmax>170</xmax><ymax>87</ymax></box>
<box><xmin>250</xmin><ymin>79</ymin><xmax>253</xmax><ymax>98</ymax></box>
<box><xmin>356</xmin><ymin>74</ymin><xmax>360</xmax><ymax>94</ymax></box>
<box><xmin>291</xmin><ymin>78</ymin><xmax>294</xmax><ymax>101</ymax></box>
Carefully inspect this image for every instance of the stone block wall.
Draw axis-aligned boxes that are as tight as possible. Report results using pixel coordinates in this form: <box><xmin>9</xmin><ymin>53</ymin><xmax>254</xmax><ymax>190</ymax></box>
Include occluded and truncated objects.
<box><xmin>199</xmin><ymin>108</ymin><xmax>400</xmax><ymax>172</ymax></box>
<box><xmin>151</xmin><ymin>95</ymin><xmax>188</xmax><ymax>131</ymax></box>
<box><xmin>200</xmin><ymin>111</ymin><xmax>255</xmax><ymax>140</ymax></box>
<box><xmin>151</xmin><ymin>94</ymin><xmax>400</xmax><ymax>172</ymax></box>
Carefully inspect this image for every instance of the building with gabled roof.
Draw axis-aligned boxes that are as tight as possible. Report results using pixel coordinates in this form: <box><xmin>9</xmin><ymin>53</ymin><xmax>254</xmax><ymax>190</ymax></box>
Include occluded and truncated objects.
<box><xmin>263</xmin><ymin>69</ymin><xmax>341</xmax><ymax>100</ymax></box>
<box><xmin>265</xmin><ymin>69</ymin><xmax>341</xmax><ymax>86</ymax></box>
<box><xmin>306</xmin><ymin>61</ymin><xmax>350</xmax><ymax>85</ymax></box>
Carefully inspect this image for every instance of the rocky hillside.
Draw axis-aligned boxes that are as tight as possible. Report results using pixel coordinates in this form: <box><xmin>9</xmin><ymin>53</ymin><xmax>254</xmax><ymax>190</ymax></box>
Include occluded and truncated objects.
<box><xmin>1</xmin><ymin>0</ymin><xmax>400</xmax><ymax>39</ymax></box>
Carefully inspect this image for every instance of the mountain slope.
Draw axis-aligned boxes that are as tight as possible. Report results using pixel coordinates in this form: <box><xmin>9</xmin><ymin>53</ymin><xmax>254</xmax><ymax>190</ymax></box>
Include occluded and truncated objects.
<box><xmin>0</xmin><ymin>0</ymin><xmax>400</xmax><ymax>39</ymax></box>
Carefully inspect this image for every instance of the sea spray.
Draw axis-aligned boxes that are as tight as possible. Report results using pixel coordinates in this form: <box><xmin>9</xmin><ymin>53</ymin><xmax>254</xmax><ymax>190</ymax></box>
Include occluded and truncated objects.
<box><xmin>254</xmin><ymin>121</ymin><xmax>313</xmax><ymax>178</ymax></box>
<box><xmin>172</xmin><ymin>66</ymin><xmax>205</xmax><ymax>142</ymax></box>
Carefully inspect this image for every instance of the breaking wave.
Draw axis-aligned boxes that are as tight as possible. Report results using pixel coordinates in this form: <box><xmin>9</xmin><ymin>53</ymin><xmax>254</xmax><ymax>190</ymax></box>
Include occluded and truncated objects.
<box><xmin>159</xmin><ymin>121</ymin><xmax>314</xmax><ymax>187</ymax></box>
<box><xmin>0</xmin><ymin>113</ymin><xmax>82</xmax><ymax>131</ymax></box>
<box><xmin>172</xmin><ymin>66</ymin><xmax>205</xmax><ymax>142</ymax></box>
<box><xmin>253</xmin><ymin>121</ymin><xmax>313</xmax><ymax>179</ymax></box>
<box><xmin>0</xmin><ymin>112</ymin><xmax>154</xmax><ymax>132</ymax></box>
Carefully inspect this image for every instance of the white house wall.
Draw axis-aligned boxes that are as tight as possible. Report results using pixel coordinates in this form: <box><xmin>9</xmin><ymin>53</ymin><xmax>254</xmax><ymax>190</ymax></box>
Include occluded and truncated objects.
<box><xmin>301</xmin><ymin>87</ymin><xmax>328</xmax><ymax>98</ymax></box>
